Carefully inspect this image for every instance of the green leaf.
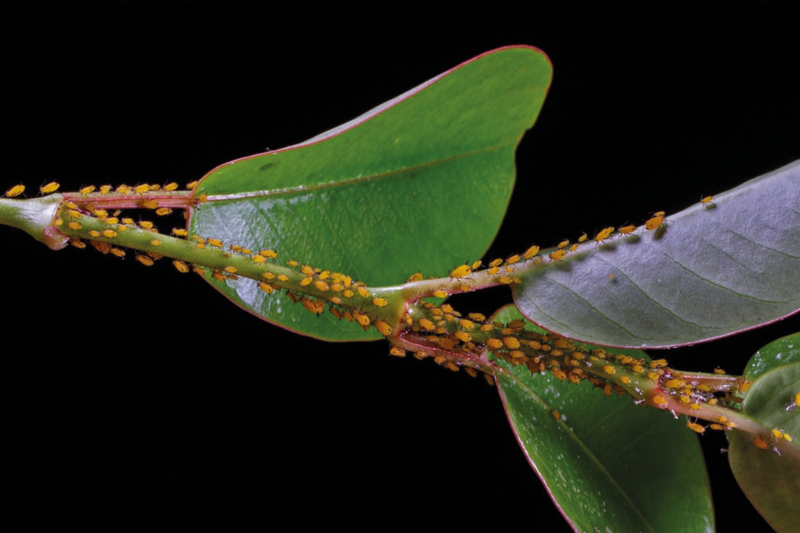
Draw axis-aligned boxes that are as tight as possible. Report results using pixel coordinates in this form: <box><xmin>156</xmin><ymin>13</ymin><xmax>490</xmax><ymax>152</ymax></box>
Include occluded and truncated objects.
<box><xmin>492</xmin><ymin>305</ymin><xmax>713</xmax><ymax>532</ymax></box>
<box><xmin>186</xmin><ymin>46</ymin><xmax>552</xmax><ymax>341</ymax></box>
<box><xmin>513</xmin><ymin>160</ymin><xmax>800</xmax><ymax>348</ymax></box>
<box><xmin>729</xmin><ymin>332</ymin><xmax>800</xmax><ymax>532</ymax></box>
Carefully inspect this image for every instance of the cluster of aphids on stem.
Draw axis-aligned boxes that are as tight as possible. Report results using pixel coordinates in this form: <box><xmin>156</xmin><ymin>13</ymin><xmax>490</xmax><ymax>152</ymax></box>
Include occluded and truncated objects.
<box><xmin>9</xmin><ymin>183</ymin><xmax>793</xmax><ymax>448</ymax></box>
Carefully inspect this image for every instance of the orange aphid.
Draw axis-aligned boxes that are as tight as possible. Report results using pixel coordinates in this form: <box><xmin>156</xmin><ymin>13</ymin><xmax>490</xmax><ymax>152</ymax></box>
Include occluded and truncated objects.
<box><xmin>645</xmin><ymin>215</ymin><xmax>664</xmax><ymax>231</ymax></box>
<box><xmin>5</xmin><ymin>185</ymin><xmax>25</xmax><ymax>197</ymax></box>
<box><xmin>449</xmin><ymin>264</ymin><xmax>472</xmax><ymax>278</ymax></box>
<box><xmin>301</xmin><ymin>298</ymin><xmax>325</xmax><ymax>315</ymax></box>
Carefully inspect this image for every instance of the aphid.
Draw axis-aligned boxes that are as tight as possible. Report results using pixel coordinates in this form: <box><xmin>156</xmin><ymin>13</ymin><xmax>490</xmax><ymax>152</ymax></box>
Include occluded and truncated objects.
<box><xmin>165</xmin><ymin>182</ymin><xmax>179</xmax><ymax>191</ymax></box>
<box><xmin>90</xmin><ymin>241</ymin><xmax>111</xmax><ymax>254</ymax></box>
<box><xmin>301</xmin><ymin>298</ymin><xmax>325</xmax><ymax>315</ymax></box>
<box><xmin>471</xmin><ymin>260</ymin><xmax>482</xmax><ymax>270</ymax></box>
<box><xmin>432</xmin><ymin>290</ymin><xmax>448</xmax><ymax>298</ymax></box>
<box><xmin>686</xmin><ymin>422</ymin><xmax>705</xmax><ymax>434</ymax></box>
<box><xmin>652</xmin><ymin>395</ymin><xmax>667</xmax><ymax>407</ymax></box>
<box><xmin>594</xmin><ymin>226</ymin><xmax>615</xmax><ymax>243</ymax></box>
<box><xmin>134</xmin><ymin>184</ymin><xmax>151</xmax><ymax>194</ymax></box>
<box><xmin>110</xmin><ymin>247</ymin><xmax>126</xmax><ymax>258</ymax></box>
<box><xmin>192</xmin><ymin>267</ymin><xmax>206</xmax><ymax>276</ymax></box>
<box><xmin>315</xmin><ymin>281</ymin><xmax>330</xmax><ymax>292</ymax></box>
<box><xmin>418</xmin><ymin>318</ymin><xmax>435</xmax><ymax>331</ymax></box>
<box><xmin>502</xmin><ymin>337</ymin><xmax>521</xmax><ymax>349</ymax></box>
<box><xmin>139</xmin><ymin>221</ymin><xmax>154</xmax><ymax>229</ymax></box>
<box><xmin>449</xmin><ymin>264</ymin><xmax>472</xmax><ymax>279</ymax></box>
<box><xmin>211</xmin><ymin>271</ymin><xmax>226</xmax><ymax>281</ymax></box>
<box><xmin>172</xmin><ymin>260</ymin><xmax>190</xmax><ymax>273</ymax></box>
<box><xmin>700</xmin><ymin>195</ymin><xmax>714</xmax><ymax>208</ymax></box>
<box><xmin>287</xmin><ymin>292</ymin><xmax>301</xmax><ymax>304</ymax></box>
<box><xmin>105</xmin><ymin>217</ymin><xmax>119</xmax><ymax>225</ymax></box>
<box><xmin>548</xmin><ymin>249</ymin><xmax>567</xmax><ymax>261</ymax></box>
<box><xmin>88</xmin><ymin>230</ymin><xmax>101</xmax><ymax>238</ymax></box>
<box><xmin>39</xmin><ymin>182</ymin><xmax>60</xmax><ymax>194</ymax></box>
<box><xmin>93</xmin><ymin>208</ymin><xmax>109</xmax><ymax>218</ymax></box>
<box><xmin>738</xmin><ymin>380</ymin><xmax>752</xmax><ymax>393</ymax></box>
<box><xmin>459</xmin><ymin>319</ymin><xmax>475</xmax><ymax>330</ymax></box>
<box><xmin>141</xmin><ymin>200</ymin><xmax>159</xmax><ymax>209</ymax></box>
<box><xmin>484</xmin><ymin>374</ymin><xmax>495</xmax><ymax>386</ymax></box>
<box><xmin>608</xmin><ymin>273</ymin><xmax>615</xmax><ymax>281</ymax></box>
<box><xmin>486</xmin><ymin>338</ymin><xmax>503</xmax><ymax>350</ymax></box>
<box><xmin>577</xmin><ymin>233</ymin><xmax>588</xmax><ymax>243</ymax></box>
<box><xmin>568</xmin><ymin>244</ymin><xmax>579</xmax><ymax>252</ymax></box>
<box><xmin>603</xmin><ymin>365</ymin><xmax>616</xmax><ymax>375</ymax></box>
<box><xmin>709</xmin><ymin>424</ymin><xmax>726</xmax><ymax>431</ymax></box>
<box><xmin>618</xmin><ymin>225</ymin><xmax>636</xmax><ymax>235</ymax></box>
<box><xmin>208</xmin><ymin>238</ymin><xmax>224</xmax><ymax>248</ymax></box>
<box><xmin>621</xmin><ymin>376</ymin><xmax>631</xmax><ymax>384</ymax></box>
<box><xmin>489</xmin><ymin>258</ymin><xmax>504</xmax><ymax>268</ymax></box>
<box><xmin>99</xmin><ymin>185</ymin><xmax>112</xmax><ymax>195</ymax></box>
<box><xmin>772</xmin><ymin>429</ymin><xmax>784</xmax><ymax>440</ymax></box>
<box><xmin>102</xmin><ymin>230</ymin><xmax>118</xmax><ymax>239</ymax></box>
<box><xmin>557</xmin><ymin>240</ymin><xmax>569</xmax><ymax>249</ymax></box>
<box><xmin>121</xmin><ymin>217</ymin><xmax>135</xmax><ymax>225</ymax></box>
<box><xmin>135</xmin><ymin>255</ymin><xmax>155</xmax><ymax>267</ymax></box>
<box><xmin>69</xmin><ymin>238</ymin><xmax>86</xmax><ymax>249</ymax></box>
<box><xmin>259</xmin><ymin>249</ymin><xmax>278</xmax><ymax>259</ymax></box>
<box><xmin>645</xmin><ymin>215</ymin><xmax>664</xmax><ymax>231</ymax></box>
<box><xmin>523</xmin><ymin>245</ymin><xmax>540</xmax><ymax>259</ymax></box>
<box><xmin>251</xmin><ymin>254</ymin><xmax>267</xmax><ymax>264</ymax></box>
<box><xmin>171</xmin><ymin>228</ymin><xmax>188</xmax><ymax>237</ymax></box>
<box><xmin>653</xmin><ymin>211</ymin><xmax>665</xmax><ymax>217</ymax></box>
<box><xmin>79</xmin><ymin>185</ymin><xmax>96</xmax><ymax>195</ymax></box>
<box><xmin>454</xmin><ymin>331</ymin><xmax>472</xmax><ymax>343</ymax></box>
<box><xmin>551</xmin><ymin>409</ymin><xmax>560</xmax><ymax>421</ymax></box>
<box><xmin>352</xmin><ymin>311</ymin><xmax>371</xmax><ymax>328</ymax></box>
<box><xmin>5</xmin><ymin>185</ymin><xmax>25</xmax><ymax>197</ymax></box>
<box><xmin>713</xmin><ymin>368</ymin><xmax>726</xmax><ymax>375</ymax></box>
<box><xmin>223</xmin><ymin>266</ymin><xmax>238</xmax><ymax>274</ymax></box>
<box><xmin>506</xmin><ymin>254</ymin><xmax>521</xmax><ymax>265</ymax></box>
<box><xmin>407</xmin><ymin>272</ymin><xmax>424</xmax><ymax>282</ymax></box>
<box><xmin>389</xmin><ymin>347</ymin><xmax>406</xmax><ymax>358</ymax></box>
<box><xmin>753</xmin><ymin>437</ymin><xmax>770</xmax><ymax>450</ymax></box>
<box><xmin>150</xmin><ymin>240</ymin><xmax>161</xmax><ymax>246</ymax></box>
<box><xmin>372</xmin><ymin>297</ymin><xmax>387</xmax><ymax>307</ymax></box>
<box><xmin>468</xmin><ymin>313</ymin><xmax>486</xmax><ymax>322</ymax></box>
<box><xmin>465</xmin><ymin>367</ymin><xmax>478</xmax><ymax>378</ymax></box>
<box><xmin>186</xmin><ymin>180</ymin><xmax>199</xmax><ymax>190</ymax></box>
<box><xmin>156</xmin><ymin>207</ymin><xmax>173</xmax><ymax>216</ymax></box>
<box><xmin>357</xmin><ymin>287</ymin><xmax>371</xmax><ymax>298</ymax></box>
<box><xmin>374</xmin><ymin>320</ymin><xmax>393</xmax><ymax>336</ymax></box>
<box><xmin>149</xmin><ymin>184</ymin><xmax>161</xmax><ymax>191</ymax></box>
<box><xmin>67</xmin><ymin>222</ymin><xmax>82</xmax><ymax>231</ymax></box>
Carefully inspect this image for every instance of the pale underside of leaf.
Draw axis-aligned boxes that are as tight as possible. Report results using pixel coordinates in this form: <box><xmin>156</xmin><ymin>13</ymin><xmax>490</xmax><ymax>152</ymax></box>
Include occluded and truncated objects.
<box><xmin>514</xmin><ymin>160</ymin><xmax>800</xmax><ymax>348</ymax></box>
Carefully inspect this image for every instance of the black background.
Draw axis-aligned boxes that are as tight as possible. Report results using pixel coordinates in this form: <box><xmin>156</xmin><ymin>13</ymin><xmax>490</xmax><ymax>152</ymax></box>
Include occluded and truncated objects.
<box><xmin>2</xmin><ymin>3</ymin><xmax>798</xmax><ymax>532</ymax></box>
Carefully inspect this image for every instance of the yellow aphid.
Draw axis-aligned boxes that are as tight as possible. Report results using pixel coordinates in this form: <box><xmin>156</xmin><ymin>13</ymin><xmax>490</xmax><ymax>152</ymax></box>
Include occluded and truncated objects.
<box><xmin>709</xmin><ymin>424</ymin><xmax>725</xmax><ymax>431</ymax></box>
<box><xmin>701</xmin><ymin>195</ymin><xmax>714</xmax><ymax>207</ymax></box>
<box><xmin>150</xmin><ymin>240</ymin><xmax>161</xmax><ymax>246</ymax></box>
<box><xmin>102</xmin><ymin>230</ymin><xmax>117</xmax><ymax>238</ymax></box>
<box><xmin>645</xmin><ymin>215</ymin><xmax>664</xmax><ymax>231</ymax></box>
<box><xmin>603</xmin><ymin>365</ymin><xmax>616</xmax><ymax>375</ymax></box>
<box><xmin>135</xmin><ymin>255</ymin><xmax>154</xmax><ymax>267</ymax></box>
<box><xmin>455</xmin><ymin>331</ymin><xmax>472</xmax><ymax>343</ymax></box>
<box><xmin>486</xmin><ymin>338</ymin><xmax>504</xmax><ymax>350</ymax></box>
<box><xmin>156</xmin><ymin>207</ymin><xmax>173</xmax><ymax>216</ymax></box>
<box><xmin>468</xmin><ymin>313</ymin><xmax>486</xmax><ymax>322</ymax></box>
<box><xmin>459</xmin><ymin>319</ymin><xmax>475</xmax><ymax>330</ymax></box>
<box><xmin>253</xmin><ymin>282</ymin><xmax>274</xmax><ymax>295</ymax></box>
<box><xmin>192</xmin><ymin>266</ymin><xmax>206</xmax><ymax>276</ymax></box>
<box><xmin>301</xmin><ymin>298</ymin><xmax>325</xmax><ymax>315</ymax></box>
<box><xmin>739</xmin><ymin>380</ymin><xmax>752</xmax><ymax>392</ymax></box>
<box><xmin>172</xmin><ymin>260</ymin><xmax>190</xmax><ymax>273</ymax></box>
<box><xmin>353</xmin><ymin>311</ymin><xmax>371</xmax><ymax>328</ymax></box>
<box><xmin>211</xmin><ymin>271</ymin><xmax>226</xmax><ymax>282</ymax></box>
<box><xmin>621</xmin><ymin>376</ymin><xmax>631</xmax><ymax>384</ymax></box>
<box><xmin>618</xmin><ymin>225</ymin><xmax>636</xmax><ymax>235</ymax></box>
<box><xmin>121</xmin><ymin>217</ymin><xmax>135</xmax><ymax>225</ymax></box>
<box><xmin>687</xmin><ymin>422</ymin><xmax>705</xmax><ymax>434</ymax></box>
<box><xmin>653</xmin><ymin>396</ymin><xmax>667</xmax><ymax>407</ymax></box>
<box><xmin>407</xmin><ymin>272</ymin><xmax>424</xmax><ymax>282</ymax></box>
<box><xmin>471</xmin><ymin>260</ymin><xmax>482</xmax><ymax>270</ymax></box>
<box><xmin>88</xmin><ymin>230</ymin><xmax>101</xmax><ymax>237</ymax></box>
<box><xmin>149</xmin><ymin>184</ymin><xmax>161</xmax><ymax>191</ymax></box>
<box><xmin>578</xmin><ymin>233</ymin><xmax>588</xmax><ymax>243</ymax></box>
<box><xmin>372</xmin><ymin>297</ymin><xmax>387</xmax><ymax>307</ymax></box>
<box><xmin>502</xmin><ymin>337</ymin><xmax>520</xmax><ymax>349</ymax></box>
<box><xmin>650</xmin><ymin>359</ymin><xmax>668</xmax><ymax>368</ymax></box>
<box><xmin>654</xmin><ymin>211</ymin><xmax>666</xmax><ymax>217</ymax></box>
<box><xmin>450</xmin><ymin>264</ymin><xmax>472</xmax><ymax>278</ymax></box>
<box><xmin>257</xmin><ymin>249</ymin><xmax>277</xmax><ymax>259</ymax></box>
<box><xmin>68</xmin><ymin>222</ymin><xmax>82</xmax><ymax>230</ymax></box>
<box><xmin>432</xmin><ymin>290</ymin><xmax>448</xmax><ymax>298</ymax></box>
<box><xmin>357</xmin><ymin>287</ymin><xmax>370</xmax><ymax>298</ymax></box>
<box><xmin>260</xmin><ymin>272</ymin><xmax>276</xmax><ymax>280</ymax></box>
<box><xmin>549</xmin><ymin>249</ymin><xmax>567</xmax><ymax>261</ymax></box>
<box><xmin>110</xmin><ymin>247</ymin><xmax>126</xmax><ymax>258</ymax></box>
<box><xmin>134</xmin><ymin>184</ymin><xmax>150</xmax><ymax>194</ymax></box>
<box><xmin>557</xmin><ymin>240</ymin><xmax>569</xmax><ymax>249</ymax></box>
<box><xmin>390</xmin><ymin>347</ymin><xmax>406</xmax><ymax>358</ymax></box>
<box><xmin>94</xmin><ymin>208</ymin><xmax>109</xmax><ymax>218</ymax></box>
<box><xmin>506</xmin><ymin>254</ymin><xmax>521</xmax><ymax>265</ymax></box>
<box><xmin>315</xmin><ymin>281</ymin><xmax>330</xmax><ymax>292</ymax></box>
<box><xmin>79</xmin><ymin>185</ymin><xmax>96</xmax><ymax>195</ymax></box>
<box><xmin>208</xmin><ymin>238</ymin><xmax>223</xmax><ymax>248</ymax></box>
<box><xmin>489</xmin><ymin>258</ymin><xmax>504</xmax><ymax>268</ymax></box>
<box><xmin>523</xmin><ymin>245</ymin><xmax>540</xmax><ymax>259</ymax></box>
<box><xmin>374</xmin><ymin>320</ymin><xmax>393</xmax><ymax>336</ymax></box>
<box><xmin>140</xmin><ymin>221</ymin><xmax>154</xmax><ymax>229</ymax></box>
<box><xmin>5</xmin><ymin>184</ymin><xmax>25</xmax><ymax>197</ymax></box>
<box><xmin>105</xmin><ymin>217</ymin><xmax>119</xmax><ymax>225</ymax></box>
<box><xmin>69</xmin><ymin>238</ymin><xmax>86</xmax><ymax>249</ymax></box>
<box><xmin>594</xmin><ymin>227</ymin><xmax>615</xmax><ymax>243</ymax></box>
<box><xmin>165</xmin><ymin>182</ymin><xmax>179</xmax><ymax>191</ymax></box>
<box><xmin>551</xmin><ymin>409</ymin><xmax>560</xmax><ymax>420</ymax></box>
<box><xmin>169</xmin><ymin>228</ymin><xmax>188</xmax><ymax>237</ymax></box>
<box><xmin>785</xmin><ymin>433</ymin><xmax>793</xmax><ymax>442</ymax></box>
<box><xmin>569</xmin><ymin>244</ymin><xmax>579</xmax><ymax>252</ymax></box>
<box><xmin>418</xmin><ymin>318</ymin><xmax>435</xmax><ymax>331</ymax></box>
<box><xmin>714</xmin><ymin>368</ymin><xmax>725</xmax><ymax>375</ymax></box>
<box><xmin>689</xmin><ymin>403</ymin><xmax>701</xmax><ymax>411</ymax></box>
<box><xmin>251</xmin><ymin>254</ymin><xmax>267</xmax><ymax>264</ymax></box>
<box><xmin>99</xmin><ymin>185</ymin><xmax>112</xmax><ymax>195</ymax></box>
<box><xmin>141</xmin><ymin>200</ymin><xmax>159</xmax><ymax>209</ymax></box>
<box><xmin>772</xmin><ymin>429</ymin><xmax>784</xmax><ymax>439</ymax></box>
<box><xmin>223</xmin><ymin>266</ymin><xmax>238</xmax><ymax>274</ymax></box>
<box><xmin>753</xmin><ymin>437</ymin><xmax>770</xmax><ymax>450</ymax></box>
<box><xmin>342</xmin><ymin>289</ymin><xmax>354</xmax><ymax>298</ymax></box>
<box><xmin>300</xmin><ymin>264</ymin><xmax>315</xmax><ymax>276</ymax></box>
<box><xmin>64</xmin><ymin>201</ymin><xmax>78</xmax><ymax>209</ymax></box>
<box><xmin>39</xmin><ymin>182</ymin><xmax>60</xmax><ymax>194</ymax></box>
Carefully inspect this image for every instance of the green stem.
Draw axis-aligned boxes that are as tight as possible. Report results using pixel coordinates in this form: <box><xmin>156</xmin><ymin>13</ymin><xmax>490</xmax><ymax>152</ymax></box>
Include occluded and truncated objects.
<box><xmin>0</xmin><ymin>195</ymin><xmax>68</xmax><ymax>250</ymax></box>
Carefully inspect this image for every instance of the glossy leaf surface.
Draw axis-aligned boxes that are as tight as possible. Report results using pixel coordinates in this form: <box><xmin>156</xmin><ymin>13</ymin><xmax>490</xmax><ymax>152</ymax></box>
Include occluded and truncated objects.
<box><xmin>492</xmin><ymin>306</ymin><xmax>713</xmax><ymax>532</ymax></box>
<box><xmin>514</xmin><ymin>160</ymin><xmax>800</xmax><ymax>348</ymax></box>
<box><xmin>729</xmin><ymin>332</ymin><xmax>800</xmax><ymax>532</ymax></box>
<box><xmin>187</xmin><ymin>46</ymin><xmax>552</xmax><ymax>340</ymax></box>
